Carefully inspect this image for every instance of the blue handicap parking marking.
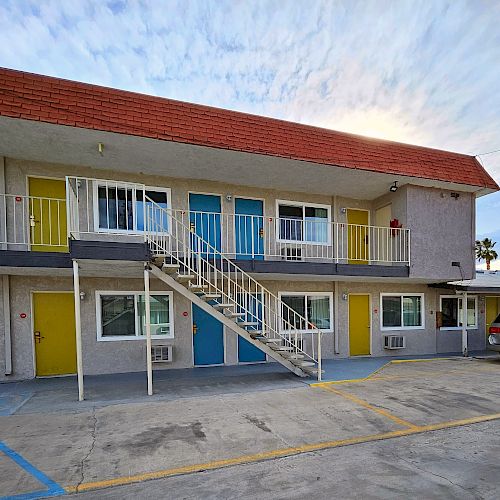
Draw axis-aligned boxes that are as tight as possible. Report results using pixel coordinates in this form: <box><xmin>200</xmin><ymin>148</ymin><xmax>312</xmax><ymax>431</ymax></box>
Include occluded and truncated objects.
<box><xmin>0</xmin><ymin>442</ymin><xmax>65</xmax><ymax>500</ymax></box>
<box><xmin>0</xmin><ymin>393</ymin><xmax>33</xmax><ymax>417</ymax></box>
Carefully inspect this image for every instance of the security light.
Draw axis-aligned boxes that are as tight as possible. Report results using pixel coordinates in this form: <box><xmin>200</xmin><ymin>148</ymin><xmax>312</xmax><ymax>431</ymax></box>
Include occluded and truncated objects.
<box><xmin>389</xmin><ymin>181</ymin><xmax>398</xmax><ymax>192</ymax></box>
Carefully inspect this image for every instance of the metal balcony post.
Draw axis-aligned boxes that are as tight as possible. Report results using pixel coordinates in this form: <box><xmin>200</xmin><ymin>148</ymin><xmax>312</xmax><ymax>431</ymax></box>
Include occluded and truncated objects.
<box><xmin>72</xmin><ymin>260</ymin><xmax>84</xmax><ymax>401</ymax></box>
<box><xmin>144</xmin><ymin>264</ymin><xmax>153</xmax><ymax>395</ymax></box>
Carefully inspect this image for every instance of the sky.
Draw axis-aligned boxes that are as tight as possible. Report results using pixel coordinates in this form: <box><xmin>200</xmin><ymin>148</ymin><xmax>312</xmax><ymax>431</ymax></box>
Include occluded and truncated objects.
<box><xmin>1</xmin><ymin>0</ymin><xmax>500</xmax><ymax>265</ymax></box>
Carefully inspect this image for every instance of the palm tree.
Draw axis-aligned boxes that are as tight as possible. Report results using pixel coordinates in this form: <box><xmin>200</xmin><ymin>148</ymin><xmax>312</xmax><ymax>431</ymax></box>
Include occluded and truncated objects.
<box><xmin>475</xmin><ymin>238</ymin><xmax>498</xmax><ymax>270</ymax></box>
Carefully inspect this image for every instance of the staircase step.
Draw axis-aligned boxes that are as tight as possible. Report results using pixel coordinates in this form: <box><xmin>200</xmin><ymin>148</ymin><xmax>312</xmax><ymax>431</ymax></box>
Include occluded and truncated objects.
<box><xmin>152</xmin><ymin>255</ymin><xmax>167</xmax><ymax>266</ymax></box>
<box><xmin>189</xmin><ymin>284</ymin><xmax>209</xmax><ymax>291</ymax></box>
<box><xmin>213</xmin><ymin>303</ymin><xmax>234</xmax><ymax>310</ymax></box>
<box><xmin>202</xmin><ymin>293</ymin><xmax>222</xmax><ymax>300</ymax></box>
<box><xmin>302</xmin><ymin>367</ymin><xmax>325</xmax><ymax>375</ymax></box>
<box><xmin>249</xmin><ymin>333</ymin><xmax>266</xmax><ymax>339</ymax></box>
<box><xmin>175</xmin><ymin>274</ymin><xmax>195</xmax><ymax>282</ymax></box>
<box><xmin>226</xmin><ymin>312</ymin><xmax>246</xmax><ymax>318</ymax></box>
<box><xmin>237</xmin><ymin>321</ymin><xmax>259</xmax><ymax>327</ymax></box>
<box><xmin>281</xmin><ymin>353</ymin><xmax>305</xmax><ymax>360</ymax></box>
<box><xmin>258</xmin><ymin>337</ymin><xmax>282</xmax><ymax>343</ymax></box>
<box><xmin>270</xmin><ymin>346</ymin><xmax>294</xmax><ymax>352</ymax></box>
<box><xmin>162</xmin><ymin>263</ymin><xmax>180</xmax><ymax>274</ymax></box>
<box><xmin>291</xmin><ymin>360</ymin><xmax>316</xmax><ymax>367</ymax></box>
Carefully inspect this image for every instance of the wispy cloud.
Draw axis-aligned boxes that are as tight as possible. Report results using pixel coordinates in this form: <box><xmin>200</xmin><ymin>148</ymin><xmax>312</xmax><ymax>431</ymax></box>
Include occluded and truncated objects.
<box><xmin>1</xmin><ymin>0</ymin><xmax>500</xmax><ymax>232</ymax></box>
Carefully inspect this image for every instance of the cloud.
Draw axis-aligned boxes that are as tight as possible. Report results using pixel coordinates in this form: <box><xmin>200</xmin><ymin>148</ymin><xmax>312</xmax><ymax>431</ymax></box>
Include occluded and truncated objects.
<box><xmin>1</xmin><ymin>0</ymin><xmax>500</xmax><ymax>230</ymax></box>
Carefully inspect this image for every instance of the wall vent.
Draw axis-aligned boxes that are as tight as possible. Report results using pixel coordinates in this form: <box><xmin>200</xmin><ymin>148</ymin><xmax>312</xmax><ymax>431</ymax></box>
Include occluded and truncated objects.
<box><xmin>151</xmin><ymin>345</ymin><xmax>173</xmax><ymax>363</ymax></box>
<box><xmin>384</xmin><ymin>335</ymin><xmax>405</xmax><ymax>350</ymax></box>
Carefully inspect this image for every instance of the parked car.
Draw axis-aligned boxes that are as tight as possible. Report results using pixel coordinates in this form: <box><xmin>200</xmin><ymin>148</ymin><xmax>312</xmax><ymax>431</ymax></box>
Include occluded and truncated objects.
<box><xmin>488</xmin><ymin>313</ymin><xmax>500</xmax><ymax>352</ymax></box>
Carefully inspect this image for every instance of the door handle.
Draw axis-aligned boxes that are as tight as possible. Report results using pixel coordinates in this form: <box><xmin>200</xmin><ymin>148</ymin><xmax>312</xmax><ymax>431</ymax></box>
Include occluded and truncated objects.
<box><xmin>34</xmin><ymin>331</ymin><xmax>45</xmax><ymax>343</ymax></box>
<box><xmin>192</xmin><ymin>323</ymin><xmax>198</xmax><ymax>335</ymax></box>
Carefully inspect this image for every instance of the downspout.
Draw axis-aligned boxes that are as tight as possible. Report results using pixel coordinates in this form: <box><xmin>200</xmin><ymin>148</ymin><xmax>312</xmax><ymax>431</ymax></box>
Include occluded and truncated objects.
<box><xmin>3</xmin><ymin>275</ymin><xmax>12</xmax><ymax>376</ymax></box>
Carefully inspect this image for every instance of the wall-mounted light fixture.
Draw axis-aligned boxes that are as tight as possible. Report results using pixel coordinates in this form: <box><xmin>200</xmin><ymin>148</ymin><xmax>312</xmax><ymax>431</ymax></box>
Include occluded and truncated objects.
<box><xmin>342</xmin><ymin>293</ymin><xmax>348</xmax><ymax>301</ymax></box>
<box><xmin>340</xmin><ymin>207</ymin><xmax>347</xmax><ymax>214</ymax></box>
<box><xmin>450</xmin><ymin>192</ymin><xmax>460</xmax><ymax>199</ymax></box>
<box><xmin>79</xmin><ymin>291</ymin><xmax>86</xmax><ymax>301</ymax></box>
<box><xmin>389</xmin><ymin>181</ymin><xmax>398</xmax><ymax>192</ymax></box>
<box><xmin>98</xmin><ymin>143</ymin><xmax>104</xmax><ymax>156</ymax></box>
<box><xmin>225</xmin><ymin>194</ymin><xmax>232</xmax><ymax>202</ymax></box>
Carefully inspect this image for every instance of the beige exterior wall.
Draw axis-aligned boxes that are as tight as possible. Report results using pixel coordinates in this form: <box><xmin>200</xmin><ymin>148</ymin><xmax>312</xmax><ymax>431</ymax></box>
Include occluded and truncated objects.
<box><xmin>0</xmin><ymin>273</ymin><xmax>488</xmax><ymax>382</ymax></box>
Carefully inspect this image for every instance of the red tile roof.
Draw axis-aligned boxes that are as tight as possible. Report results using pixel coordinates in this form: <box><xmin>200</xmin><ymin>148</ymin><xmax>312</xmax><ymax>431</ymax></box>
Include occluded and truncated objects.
<box><xmin>0</xmin><ymin>67</ymin><xmax>497</xmax><ymax>190</ymax></box>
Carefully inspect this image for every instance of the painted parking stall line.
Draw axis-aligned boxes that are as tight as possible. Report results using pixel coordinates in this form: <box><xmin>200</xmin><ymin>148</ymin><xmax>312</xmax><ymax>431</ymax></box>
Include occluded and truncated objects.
<box><xmin>0</xmin><ymin>442</ymin><xmax>65</xmax><ymax>500</ymax></box>
<box><xmin>316</xmin><ymin>384</ymin><xmax>419</xmax><ymax>429</ymax></box>
<box><xmin>64</xmin><ymin>412</ymin><xmax>500</xmax><ymax>495</ymax></box>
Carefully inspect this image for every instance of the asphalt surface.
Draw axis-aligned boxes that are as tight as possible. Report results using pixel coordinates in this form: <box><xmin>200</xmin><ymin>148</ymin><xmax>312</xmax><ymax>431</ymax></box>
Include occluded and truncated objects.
<box><xmin>0</xmin><ymin>356</ymin><xmax>499</xmax><ymax>499</ymax></box>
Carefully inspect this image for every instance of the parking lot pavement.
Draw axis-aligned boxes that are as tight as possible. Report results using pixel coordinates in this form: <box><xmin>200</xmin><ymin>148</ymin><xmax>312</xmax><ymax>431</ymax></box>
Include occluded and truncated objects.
<box><xmin>0</xmin><ymin>356</ymin><xmax>499</xmax><ymax>498</ymax></box>
<box><xmin>62</xmin><ymin>419</ymin><xmax>500</xmax><ymax>500</ymax></box>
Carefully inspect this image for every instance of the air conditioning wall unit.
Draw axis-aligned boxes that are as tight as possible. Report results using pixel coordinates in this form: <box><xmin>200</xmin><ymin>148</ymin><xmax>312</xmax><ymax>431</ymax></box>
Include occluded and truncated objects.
<box><xmin>151</xmin><ymin>345</ymin><xmax>173</xmax><ymax>363</ymax></box>
<box><xmin>281</xmin><ymin>246</ymin><xmax>303</xmax><ymax>261</ymax></box>
<box><xmin>384</xmin><ymin>335</ymin><xmax>405</xmax><ymax>350</ymax></box>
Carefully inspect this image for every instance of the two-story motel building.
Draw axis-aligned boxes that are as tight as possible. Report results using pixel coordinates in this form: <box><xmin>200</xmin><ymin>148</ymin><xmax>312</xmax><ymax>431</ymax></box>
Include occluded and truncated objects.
<box><xmin>0</xmin><ymin>68</ymin><xmax>498</xmax><ymax>398</ymax></box>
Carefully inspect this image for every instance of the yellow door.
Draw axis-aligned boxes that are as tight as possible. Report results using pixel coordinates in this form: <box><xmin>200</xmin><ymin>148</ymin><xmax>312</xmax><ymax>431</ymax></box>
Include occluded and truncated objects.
<box><xmin>33</xmin><ymin>292</ymin><xmax>76</xmax><ymax>376</ymax></box>
<box><xmin>486</xmin><ymin>297</ymin><xmax>500</xmax><ymax>336</ymax></box>
<box><xmin>349</xmin><ymin>294</ymin><xmax>370</xmax><ymax>356</ymax></box>
<box><xmin>347</xmin><ymin>209</ymin><xmax>369</xmax><ymax>264</ymax></box>
<box><xmin>28</xmin><ymin>178</ymin><xmax>68</xmax><ymax>252</ymax></box>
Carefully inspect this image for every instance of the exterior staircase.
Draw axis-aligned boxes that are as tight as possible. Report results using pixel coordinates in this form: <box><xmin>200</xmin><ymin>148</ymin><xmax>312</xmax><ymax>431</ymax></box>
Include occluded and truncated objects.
<box><xmin>144</xmin><ymin>199</ymin><xmax>323</xmax><ymax>380</ymax></box>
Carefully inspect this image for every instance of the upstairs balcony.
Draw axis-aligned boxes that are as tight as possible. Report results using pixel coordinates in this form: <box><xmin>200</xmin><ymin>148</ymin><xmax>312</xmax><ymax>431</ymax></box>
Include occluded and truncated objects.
<box><xmin>0</xmin><ymin>177</ymin><xmax>410</xmax><ymax>272</ymax></box>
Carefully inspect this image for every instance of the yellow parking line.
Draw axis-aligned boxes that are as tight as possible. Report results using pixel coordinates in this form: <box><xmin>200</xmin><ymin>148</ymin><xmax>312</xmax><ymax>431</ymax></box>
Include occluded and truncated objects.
<box><xmin>310</xmin><ymin>357</ymin><xmax>455</xmax><ymax>387</ymax></box>
<box><xmin>391</xmin><ymin>357</ymin><xmax>456</xmax><ymax>364</ymax></box>
<box><xmin>318</xmin><ymin>384</ymin><xmax>418</xmax><ymax>429</ymax></box>
<box><xmin>64</xmin><ymin>412</ymin><xmax>500</xmax><ymax>494</ymax></box>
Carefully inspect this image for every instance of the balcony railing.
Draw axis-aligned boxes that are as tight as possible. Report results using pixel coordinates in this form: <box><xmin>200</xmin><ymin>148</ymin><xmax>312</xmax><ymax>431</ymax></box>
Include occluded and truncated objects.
<box><xmin>1</xmin><ymin>178</ymin><xmax>410</xmax><ymax>265</ymax></box>
<box><xmin>0</xmin><ymin>193</ymin><xmax>68</xmax><ymax>251</ymax></box>
<box><xmin>162</xmin><ymin>210</ymin><xmax>410</xmax><ymax>265</ymax></box>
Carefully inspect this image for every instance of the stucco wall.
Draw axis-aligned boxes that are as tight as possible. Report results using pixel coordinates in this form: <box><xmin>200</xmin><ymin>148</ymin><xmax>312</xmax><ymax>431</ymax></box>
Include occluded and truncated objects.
<box><xmin>1</xmin><ymin>273</ymin><xmax>489</xmax><ymax>382</ymax></box>
<box><xmin>406</xmin><ymin>186</ymin><xmax>475</xmax><ymax>280</ymax></box>
<box><xmin>2</xmin><ymin>275</ymin><xmax>195</xmax><ymax>381</ymax></box>
<box><xmin>335</xmin><ymin>283</ymin><xmax>485</xmax><ymax>357</ymax></box>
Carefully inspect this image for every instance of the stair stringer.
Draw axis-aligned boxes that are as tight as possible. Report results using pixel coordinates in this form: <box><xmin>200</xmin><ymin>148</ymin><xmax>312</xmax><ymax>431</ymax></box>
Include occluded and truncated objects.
<box><xmin>150</xmin><ymin>265</ymin><xmax>308</xmax><ymax>377</ymax></box>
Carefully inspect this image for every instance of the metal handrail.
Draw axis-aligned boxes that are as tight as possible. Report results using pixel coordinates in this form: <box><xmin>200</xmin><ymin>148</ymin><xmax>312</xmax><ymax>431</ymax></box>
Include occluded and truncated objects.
<box><xmin>64</xmin><ymin>176</ymin><xmax>409</xmax><ymax>265</ymax></box>
<box><xmin>145</xmin><ymin>198</ymin><xmax>323</xmax><ymax>379</ymax></box>
<box><xmin>0</xmin><ymin>193</ymin><xmax>67</xmax><ymax>248</ymax></box>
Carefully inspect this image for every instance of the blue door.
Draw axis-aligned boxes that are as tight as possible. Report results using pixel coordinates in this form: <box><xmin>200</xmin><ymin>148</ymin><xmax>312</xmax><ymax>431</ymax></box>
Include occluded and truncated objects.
<box><xmin>235</xmin><ymin>198</ymin><xmax>264</xmax><ymax>260</ymax></box>
<box><xmin>238</xmin><ymin>294</ymin><xmax>266</xmax><ymax>363</ymax></box>
<box><xmin>189</xmin><ymin>194</ymin><xmax>222</xmax><ymax>255</ymax></box>
<box><xmin>193</xmin><ymin>305</ymin><xmax>224</xmax><ymax>366</ymax></box>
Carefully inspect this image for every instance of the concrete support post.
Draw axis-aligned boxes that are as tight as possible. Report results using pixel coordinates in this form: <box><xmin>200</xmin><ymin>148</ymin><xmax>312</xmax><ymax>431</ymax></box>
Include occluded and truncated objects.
<box><xmin>72</xmin><ymin>260</ymin><xmax>84</xmax><ymax>401</ymax></box>
<box><xmin>3</xmin><ymin>275</ymin><xmax>12</xmax><ymax>375</ymax></box>
<box><xmin>462</xmin><ymin>292</ymin><xmax>468</xmax><ymax>356</ymax></box>
<box><xmin>144</xmin><ymin>264</ymin><xmax>153</xmax><ymax>396</ymax></box>
<box><xmin>333</xmin><ymin>283</ymin><xmax>340</xmax><ymax>354</ymax></box>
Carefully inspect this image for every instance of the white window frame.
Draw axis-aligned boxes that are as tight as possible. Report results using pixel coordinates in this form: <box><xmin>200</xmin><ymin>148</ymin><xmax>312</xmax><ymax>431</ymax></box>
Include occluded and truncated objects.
<box><xmin>275</xmin><ymin>199</ymin><xmax>332</xmax><ymax>245</ymax></box>
<box><xmin>439</xmin><ymin>295</ymin><xmax>478</xmax><ymax>330</ymax></box>
<box><xmin>96</xmin><ymin>291</ymin><xmax>174</xmax><ymax>341</ymax></box>
<box><xmin>380</xmin><ymin>293</ymin><xmax>425</xmax><ymax>331</ymax></box>
<box><xmin>92</xmin><ymin>180</ymin><xmax>171</xmax><ymax>234</ymax></box>
<box><xmin>278</xmin><ymin>291</ymin><xmax>334</xmax><ymax>333</ymax></box>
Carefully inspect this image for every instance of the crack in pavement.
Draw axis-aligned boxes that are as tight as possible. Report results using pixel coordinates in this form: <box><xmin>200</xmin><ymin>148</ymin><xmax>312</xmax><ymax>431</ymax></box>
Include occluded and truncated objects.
<box><xmin>219</xmin><ymin>396</ymin><xmax>296</xmax><ymax>449</ymax></box>
<box><xmin>75</xmin><ymin>406</ymin><xmax>98</xmax><ymax>493</ymax></box>
<box><xmin>393</xmin><ymin>451</ymin><xmax>483</xmax><ymax>500</ymax></box>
